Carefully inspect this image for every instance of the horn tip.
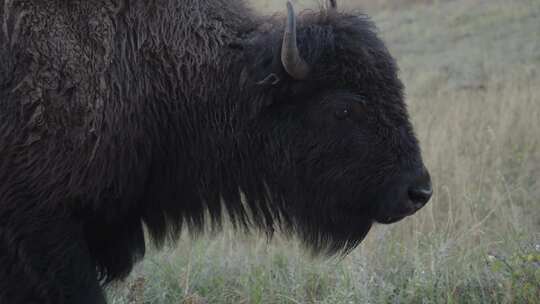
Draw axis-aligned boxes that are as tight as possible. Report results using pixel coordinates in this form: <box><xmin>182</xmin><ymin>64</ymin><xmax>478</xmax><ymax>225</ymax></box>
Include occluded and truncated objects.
<box><xmin>285</xmin><ymin>1</ymin><xmax>295</xmax><ymax>27</ymax></box>
<box><xmin>286</xmin><ymin>1</ymin><xmax>293</xmax><ymax>10</ymax></box>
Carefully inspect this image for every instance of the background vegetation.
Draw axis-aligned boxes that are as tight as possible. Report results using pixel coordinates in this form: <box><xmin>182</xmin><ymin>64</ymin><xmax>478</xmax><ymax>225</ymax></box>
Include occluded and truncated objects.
<box><xmin>108</xmin><ymin>0</ymin><xmax>540</xmax><ymax>303</ymax></box>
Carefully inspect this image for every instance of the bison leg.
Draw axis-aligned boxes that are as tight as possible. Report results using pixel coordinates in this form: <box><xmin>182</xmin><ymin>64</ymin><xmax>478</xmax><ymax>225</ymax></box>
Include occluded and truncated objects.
<box><xmin>0</xmin><ymin>207</ymin><xmax>106</xmax><ymax>304</ymax></box>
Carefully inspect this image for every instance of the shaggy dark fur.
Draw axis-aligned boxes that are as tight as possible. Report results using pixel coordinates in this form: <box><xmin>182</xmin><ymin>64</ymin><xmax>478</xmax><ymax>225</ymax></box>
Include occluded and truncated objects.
<box><xmin>0</xmin><ymin>0</ymin><xmax>430</xmax><ymax>303</ymax></box>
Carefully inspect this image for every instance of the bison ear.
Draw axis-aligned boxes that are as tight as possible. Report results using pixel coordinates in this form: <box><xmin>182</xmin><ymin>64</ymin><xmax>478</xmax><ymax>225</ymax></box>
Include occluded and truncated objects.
<box><xmin>256</xmin><ymin>73</ymin><xmax>281</xmax><ymax>86</ymax></box>
<box><xmin>241</xmin><ymin>41</ymin><xmax>286</xmax><ymax>88</ymax></box>
<box><xmin>240</xmin><ymin>59</ymin><xmax>283</xmax><ymax>88</ymax></box>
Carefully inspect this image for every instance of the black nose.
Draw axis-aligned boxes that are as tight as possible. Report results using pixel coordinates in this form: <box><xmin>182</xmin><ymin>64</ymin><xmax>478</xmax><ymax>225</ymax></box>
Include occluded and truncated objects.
<box><xmin>407</xmin><ymin>169</ymin><xmax>432</xmax><ymax>209</ymax></box>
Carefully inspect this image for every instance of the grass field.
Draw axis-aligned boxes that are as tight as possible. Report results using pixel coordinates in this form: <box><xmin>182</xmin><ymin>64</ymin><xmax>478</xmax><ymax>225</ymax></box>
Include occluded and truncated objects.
<box><xmin>107</xmin><ymin>0</ymin><xmax>540</xmax><ymax>303</ymax></box>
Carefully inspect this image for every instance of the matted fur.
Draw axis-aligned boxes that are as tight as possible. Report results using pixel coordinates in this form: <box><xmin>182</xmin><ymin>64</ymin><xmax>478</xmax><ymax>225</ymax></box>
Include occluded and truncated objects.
<box><xmin>0</xmin><ymin>1</ymin><xmax>426</xmax><ymax>303</ymax></box>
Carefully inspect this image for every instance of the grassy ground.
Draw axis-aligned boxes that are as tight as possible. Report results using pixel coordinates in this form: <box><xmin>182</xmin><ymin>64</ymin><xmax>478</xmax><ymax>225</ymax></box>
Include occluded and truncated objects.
<box><xmin>107</xmin><ymin>0</ymin><xmax>540</xmax><ymax>303</ymax></box>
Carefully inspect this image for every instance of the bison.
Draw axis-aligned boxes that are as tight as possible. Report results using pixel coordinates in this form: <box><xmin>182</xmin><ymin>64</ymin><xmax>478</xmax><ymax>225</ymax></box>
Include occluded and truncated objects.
<box><xmin>0</xmin><ymin>0</ymin><xmax>432</xmax><ymax>303</ymax></box>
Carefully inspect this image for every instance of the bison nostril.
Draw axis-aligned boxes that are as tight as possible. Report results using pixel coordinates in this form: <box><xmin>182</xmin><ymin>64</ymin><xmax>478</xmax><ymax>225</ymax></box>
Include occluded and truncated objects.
<box><xmin>408</xmin><ymin>186</ymin><xmax>432</xmax><ymax>208</ymax></box>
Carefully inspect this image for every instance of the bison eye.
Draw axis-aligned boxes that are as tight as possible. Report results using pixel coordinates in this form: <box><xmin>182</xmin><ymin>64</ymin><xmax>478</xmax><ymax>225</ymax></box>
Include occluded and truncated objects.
<box><xmin>334</xmin><ymin>108</ymin><xmax>350</xmax><ymax>120</ymax></box>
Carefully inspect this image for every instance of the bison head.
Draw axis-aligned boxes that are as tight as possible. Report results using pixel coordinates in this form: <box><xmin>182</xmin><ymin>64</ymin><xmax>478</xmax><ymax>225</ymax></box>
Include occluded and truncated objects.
<box><xmin>240</xmin><ymin>1</ymin><xmax>432</xmax><ymax>253</ymax></box>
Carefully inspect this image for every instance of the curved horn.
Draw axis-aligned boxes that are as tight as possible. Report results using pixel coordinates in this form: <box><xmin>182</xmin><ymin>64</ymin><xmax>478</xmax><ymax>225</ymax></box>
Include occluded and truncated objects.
<box><xmin>281</xmin><ymin>1</ymin><xmax>310</xmax><ymax>80</ymax></box>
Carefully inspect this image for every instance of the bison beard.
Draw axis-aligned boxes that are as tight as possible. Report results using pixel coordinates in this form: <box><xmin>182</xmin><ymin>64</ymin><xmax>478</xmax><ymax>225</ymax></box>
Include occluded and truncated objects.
<box><xmin>0</xmin><ymin>0</ymin><xmax>430</xmax><ymax>303</ymax></box>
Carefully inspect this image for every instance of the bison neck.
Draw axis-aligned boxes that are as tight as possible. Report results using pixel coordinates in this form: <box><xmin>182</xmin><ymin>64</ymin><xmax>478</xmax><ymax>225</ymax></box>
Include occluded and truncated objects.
<box><xmin>111</xmin><ymin>1</ymin><xmax>279</xmax><ymax>240</ymax></box>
